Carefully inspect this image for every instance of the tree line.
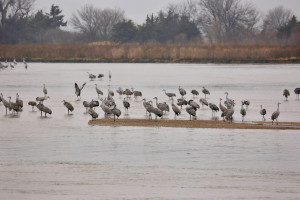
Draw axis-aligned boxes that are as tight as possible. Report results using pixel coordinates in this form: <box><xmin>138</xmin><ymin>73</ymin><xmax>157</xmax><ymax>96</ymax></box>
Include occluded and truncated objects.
<box><xmin>0</xmin><ymin>0</ymin><xmax>299</xmax><ymax>45</ymax></box>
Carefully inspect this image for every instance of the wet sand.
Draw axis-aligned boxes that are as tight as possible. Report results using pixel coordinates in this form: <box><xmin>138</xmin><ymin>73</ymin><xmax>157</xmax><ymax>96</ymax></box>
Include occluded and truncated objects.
<box><xmin>89</xmin><ymin>118</ymin><xmax>300</xmax><ymax>130</ymax></box>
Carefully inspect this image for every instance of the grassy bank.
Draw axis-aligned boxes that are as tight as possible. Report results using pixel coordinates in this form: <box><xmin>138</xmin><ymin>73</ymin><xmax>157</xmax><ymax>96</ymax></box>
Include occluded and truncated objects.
<box><xmin>0</xmin><ymin>44</ymin><xmax>300</xmax><ymax>63</ymax></box>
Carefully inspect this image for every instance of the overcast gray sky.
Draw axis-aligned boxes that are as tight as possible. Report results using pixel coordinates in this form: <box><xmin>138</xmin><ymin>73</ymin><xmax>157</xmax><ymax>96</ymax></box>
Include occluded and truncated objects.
<box><xmin>36</xmin><ymin>0</ymin><xmax>300</xmax><ymax>25</ymax></box>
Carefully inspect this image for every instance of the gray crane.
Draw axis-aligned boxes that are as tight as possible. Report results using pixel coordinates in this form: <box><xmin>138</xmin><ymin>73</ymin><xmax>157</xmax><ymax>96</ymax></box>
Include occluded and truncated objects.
<box><xmin>142</xmin><ymin>98</ymin><xmax>152</xmax><ymax>117</ymax></box>
<box><xmin>108</xmin><ymin>89</ymin><xmax>114</xmax><ymax>97</ymax></box>
<box><xmin>36</xmin><ymin>96</ymin><xmax>50</xmax><ymax>103</ymax></box>
<box><xmin>88</xmin><ymin>108</ymin><xmax>98</xmax><ymax>120</ymax></box>
<box><xmin>132</xmin><ymin>88</ymin><xmax>142</xmax><ymax>100</ymax></box>
<box><xmin>178</xmin><ymin>86</ymin><xmax>187</xmax><ymax>97</ymax></box>
<box><xmin>242</xmin><ymin>99</ymin><xmax>250</xmax><ymax>109</ymax></box>
<box><xmin>62</xmin><ymin>100</ymin><xmax>74</xmax><ymax>115</ymax></box>
<box><xmin>148</xmin><ymin>102</ymin><xmax>163</xmax><ymax>120</ymax></box>
<box><xmin>188</xmin><ymin>100</ymin><xmax>200</xmax><ymax>110</ymax></box>
<box><xmin>177</xmin><ymin>99</ymin><xmax>187</xmax><ymax>109</ymax></box>
<box><xmin>116</xmin><ymin>87</ymin><xmax>124</xmax><ymax>97</ymax></box>
<box><xmin>219</xmin><ymin>98</ymin><xmax>227</xmax><ymax>113</ymax></box>
<box><xmin>28</xmin><ymin>101</ymin><xmax>37</xmax><ymax>111</ymax></box>
<box><xmin>36</xmin><ymin>102</ymin><xmax>52</xmax><ymax>117</ymax></box>
<box><xmin>295</xmin><ymin>88</ymin><xmax>300</xmax><ymax>100</ymax></box>
<box><xmin>16</xmin><ymin>93</ymin><xmax>23</xmax><ymax>109</ymax></box>
<box><xmin>1</xmin><ymin>93</ymin><xmax>10</xmax><ymax>115</ymax></box>
<box><xmin>271</xmin><ymin>103</ymin><xmax>281</xmax><ymax>125</ymax></box>
<box><xmin>162</xmin><ymin>89</ymin><xmax>176</xmax><ymax>99</ymax></box>
<box><xmin>191</xmin><ymin>90</ymin><xmax>199</xmax><ymax>98</ymax></box>
<box><xmin>98</xmin><ymin>74</ymin><xmax>104</xmax><ymax>79</ymax></box>
<box><xmin>224</xmin><ymin>92</ymin><xmax>234</xmax><ymax>109</ymax></box>
<box><xmin>283</xmin><ymin>89</ymin><xmax>290</xmax><ymax>101</ymax></box>
<box><xmin>202</xmin><ymin>87</ymin><xmax>210</xmax><ymax>99</ymax></box>
<box><xmin>153</xmin><ymin>97</ymin><xmax>169</xmax><ymax>113</ymax></box>
<box><xmin>209</xmin><ymin>103</ymin><xmax>219</xmax><ymax>117</ymax></box>
<box><xmin>171</xmin><ymin>98</ymin><xmax>181</xmax><ymax>119</ymax></box>
<box><xmin>8</xmin><ymin>96</ymin><xmax>22</xmax><ymax>115</ymax></box>
<box><xmin>260</xmin><ymin>105</ymin><xmax>267</xmax><ymax>121</ymax></box>
<box><xmin>87</xmin><ymin>72</ymin><xmax>96</xmax><ymax>80</ymax></box>
<box><xmin>100</xmin><ymin>100</ymin><xmax>111</xmax><ymax>118</ymax></box>
<box><xmin>123</xmin><ymin>98</ymin><xmax>130</xmax><ymax>115</ymax></box>
<box><xmin>199</xmin><ymin>98</ymin><xmax>208</xmax><ymax>108</ymax></box>
<box><xmin>109</xmin><ymin>71</ymin><xmax>111</xmax><ymax>81</ymax></box>
<box><xmin>226</xmin><ymin>107</ymin><xmax>234</xmax><ymax>124</ymax></box>
<box><xmin>111</xmin><ymin>105</ymin><xmax>121</xmax><ymax>122</ymax></box>
<box><xmin>75</xmin><ymin>82</ymin><xmax>86</xmax><ymax>100</ymax></box>
<box><xmin>43</xmin><ymin>84</ymin><xmax>47</xmax><ymax>97</ymax></box>
<box><xmin>123</xmin><ymin>88</ymin><xmax>133</xmax><ymax>99</ymax></box>
<box><xmin>83</xmin><ymin>101</ymin><xmax>90</xmax><ymax>112</ymax></box>
<box><xmin>240</xmin><ymin>102</ymin><xmax>246</xmax><ymax>122</ymax></box>
<box><xmin>95</xmin><ymin>84</ymin><xmax>103</xmax><ymax>98</ymax></box>
<box><xmin>186</xmin><ymin>106</ymin><xmax>196</xmax><ymax>120</ymax></box>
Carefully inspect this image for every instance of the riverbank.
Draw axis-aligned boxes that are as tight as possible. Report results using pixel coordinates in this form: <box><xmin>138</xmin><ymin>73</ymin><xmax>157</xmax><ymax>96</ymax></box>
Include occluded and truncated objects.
<box><xmin>1</xmin><ymin>44</ymin><xmax>300</xmax><ymax>64</ymax></box>
<box><xmin>88</xmin><ymin>119</ymin><xmax>300</xmax><ymax>130</ymax></box>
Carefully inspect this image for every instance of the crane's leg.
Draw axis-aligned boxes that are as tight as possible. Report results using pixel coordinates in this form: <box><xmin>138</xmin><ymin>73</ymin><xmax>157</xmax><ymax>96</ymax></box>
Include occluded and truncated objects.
<box><xmin>114</xmin><ymin>115</ymin><xmax>116</xmax><ymax>122</ymax></box>
<box><xmin>68</xmin><ymin>109</ymin><xmax>69</xmax><ymax>115</ymax></box>
<box><xmin>276</xmin><ymin>119</ymin><xmax>278</xmax><ymax>125</ymax></box>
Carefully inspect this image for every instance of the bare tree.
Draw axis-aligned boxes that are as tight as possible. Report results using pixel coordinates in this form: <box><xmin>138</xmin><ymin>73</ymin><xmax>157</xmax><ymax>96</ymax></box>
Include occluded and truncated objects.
<box><xmin>0</xmin><ymin>0</ymin><xmax>35</xmax><ymax>27</ymax></box>
<box><xmin>167</xmin><ymin>0</ymin><xmax>200</xmax><ymax>23</ymax></box>
<box><xmin>70</xmin><ymin>4</ymin><xmax>125</xmax><ymax>42</ymax></box>
<box><xmin>198</xmin><ymin>0</ymin><xmax>260</xmax><ymax>43</ymax></box>
<box><xmin>262</xmin><ymin>6</ymin><xmax>293</xmax><ymax>33</ymax></box>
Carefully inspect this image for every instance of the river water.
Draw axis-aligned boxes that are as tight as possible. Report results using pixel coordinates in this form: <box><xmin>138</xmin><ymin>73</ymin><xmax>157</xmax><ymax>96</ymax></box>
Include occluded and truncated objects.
<box><xmin>0</xmin><ymin>63</ymin><xmax>300</xmax><ymax>199</ymax></box>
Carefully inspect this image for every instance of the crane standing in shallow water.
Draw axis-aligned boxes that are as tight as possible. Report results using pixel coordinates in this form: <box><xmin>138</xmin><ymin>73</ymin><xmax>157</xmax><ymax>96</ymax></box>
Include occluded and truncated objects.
<box><xmin>271</xmin><ymin>103</ymin><xmax>281</xmax><ymax>125</ymax></box>
<box><xmin>240</xmin><ymin>102</ymin><xmax>246</xmax><ymax>122</ymax></box>
<box><xmin>260</xmin><ymin>105</ymin><xmax>267</xmax><ymax>121</ymax></box>
<box><xmin>62</xmin><ymin>100</ymin><xmax>74</xmax><ymax>115</ymax></box>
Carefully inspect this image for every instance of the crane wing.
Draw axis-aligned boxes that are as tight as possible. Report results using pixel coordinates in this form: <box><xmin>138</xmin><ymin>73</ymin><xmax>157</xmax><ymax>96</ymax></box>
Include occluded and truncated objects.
<box><xmin>81</xmin><ymin>82</ymin><xmax>87</xmax><ymax>90</ymax></box>
<box><xmin>75</xmin><ymin>83</ymin><xmax>80</xmax><ymax>92</ymax></box>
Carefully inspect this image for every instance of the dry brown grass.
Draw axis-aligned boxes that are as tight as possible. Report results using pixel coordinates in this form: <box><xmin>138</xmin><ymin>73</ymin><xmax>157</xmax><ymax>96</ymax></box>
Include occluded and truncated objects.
<box><xmin>0</xmin><ymin>44</ymin><xmax>299</xmax><ymax>63</ymax></box>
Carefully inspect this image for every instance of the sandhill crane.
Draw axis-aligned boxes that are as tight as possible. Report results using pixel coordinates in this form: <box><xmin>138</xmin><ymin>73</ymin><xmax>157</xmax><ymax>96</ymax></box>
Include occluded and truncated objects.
<box><xmin>171</xmin><ymin>98</ymin><xmax>181</xmax><ymax>119</ymax></box>
<box><xmin>260</xmin><ymin>105</ymin><xmax>267</xmax><ymax>121</ymax></box>
<box><xmin>147</xmin><ymin>102</ymin><xmax>163</xmax><ymax>120</ymax></box>
<box><xmin>188</xmin><ymin>100</ymin><xmax>200</xmax><ymax>110</ymax></box>
<box><xmin>240</xmin><ymin>102</ymin><xmax>246</xmax><ymax>122</ymax></box>
<box><xmin>95</xmin><ymin>84</ymin><xmax>103</xmax><ymax>98</ymax></box>
<box><xmin>87</xmin><ymin>72</ymin><xmax>96</xmax><ymax>80</ymax></box>
<box><xmin>75</xmin><ymin>82</ymin><xmax>86</xmax><ymax>100</ymax></box>
<box><xmin>132</xmin><ymin>88</ymin><xmax>142</xmax><ymax>100</ymax></box>
<box><xmin>271</xmin><ymin>103</ymin><xmax>281</xmax><ymax>125</ymax></box>
<box><xmin>8</xmin><ymin>96</ymin><xmax>21</xmax><ymax>115</ymax></box>
<box><xmin>191</xmin><ymin>90</ymin><xmax>199</xmax><ymax>98</ymax></box>
<box><xmin>1</xmin><ymin>93</ymin><xmax>10</xmax><ymax>115</ymax></box>
<box><xmin>178</xmin><ymin>86</ymin><xmax>186</xmax><ymax>97</ymax></box>
<box><xmin>162</xmin><ymin>89</ymin><xmax>176</xmax><ymax>99</ymax></box>
<box><xmin>219</xmin><ymin>98</ymin><xmax>227</xmax><ymax>113</ymax></box>
<box><xmin>116</xmin><ymin>87</ymin><xmax>123</xmax><ymax>97</ymax></box>
<box><xmin>283</xmin><ymin>89</ymin><xmax>290</xmax><ymax>101</ymax></box>
<box><xmin>295</xmin><ymin>88</ymin><xmax>300</xmax><ymax>100</ymax></box>
<box><xmin>153</xmin><ymin>97</ymin><xmax>169</xmax><ymax>113</ymax></box>
<box><xmin>242</xmin><ymin>100</ymin><xmax>250</xmax><ymax>109</ymax></box>
<box><xmin>123</xmin><ymin>98</ymin><xmax>130</xmax><ymax>115</ymax></box>
<box><xmin>36</xmin><ymin>102</ymin><xmax>52</xmax><ymax>117</ymax></box>
<box><xmin>62</xmin><ymin>100</ymin><xmax>74</xmax><ymax>115</ymax></box>
<box><xmin>88</xmin><ymin>108</ymin><xmax>98</xmax><ymax>120</ymax></box>
<box><xmin>83</xmin><ymin>101</ymin><xmax>90</xmax><ymax>112</ymax></box>
<box><xmin>177</xmin><ymin>99</ymin><xmax>187</xmax><ymax>109</ymax></box>
<box><xmin>43</xmin><ymin>84</ymin><xmax>47</xmax><ymax>96</ymax></box>
<box><xmin>226</xmin><ymin>107</ymin><xmax>234</xmax><ymax>124</ymax></box>
<box><xmin>16</xmin><ymin>93</ymin><xmax>23</xmax><ymax>109</ymax></box>
<box><xmin>100</xmin><ymin>101</ymin><xmax>111</xmax><ymax>118</ymax></box>
<box><xmin>209</xmin><ymin>103</ymin><xmax>219</xmax><ymax>117</ymax></box>
<box><xmin>108</xmin><ymin>89</ymin><xmax>114</xmax><ymax>97</ymax></box>
<box><xmin>202</xmin><ymin>87</ymin><xmax>210</xmax><ymax>99</ymax></box>
<box><xmin>36</xmin><ymin>96</ymin><xmax>50</xmax><ymax>103</ymax></box>
<box><xmin>123</xmin><ymin>88</ymin><xmax>133</xmax><ymax>99</ymax></box>
<box><xmin>111</xmin><ymin>106</ymin><xmax>121</xmax><ymax>122</ymax></box>
<box><xmin>199</xmin><ymin>98</ymin><xmax>208</xmax><ymax>108</ymax></box>
<box><xmin>109</xmin><ymin>71</ymin><xmax>111</xmax><ymax>81</ymax></box>
<box><xmin>224</xmin><ymin>92</ymin><xmax>234</xmax><ymax>109</ymax></box>
<box><xmin>98</xmin><ymin>74</ymin><xmax>104</xmax><ymax>78</ymax></box>
<box><xmin>28</xmin><ymin>101</ymin><xmax>37</xmax><ymax>111</ymax></box>
<box><xmin>186</xmin><ymin>106</ymin><xmax>196</xmax><ymax>120</ymax></box>
<box><xmin>90</xmin><ymin>99</ymin><xmax>100</xmax><ymax>110</ymax></box>
<box><xmin>142</xmin><ymin>98</ymin><xmax>152</xmax><ymax>117</ymax></box>
<box><xmin>221</xmin><ymin>109</ymin><xmax>228</xmax><ymax>122</ymax></box>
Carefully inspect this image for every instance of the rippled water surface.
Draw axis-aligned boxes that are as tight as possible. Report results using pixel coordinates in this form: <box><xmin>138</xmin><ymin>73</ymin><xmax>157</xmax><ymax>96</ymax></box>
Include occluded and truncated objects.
<box><xmin>0</xmin><ymin>63</ymin><xmax>300</xmax><ymax>199</ymax></box>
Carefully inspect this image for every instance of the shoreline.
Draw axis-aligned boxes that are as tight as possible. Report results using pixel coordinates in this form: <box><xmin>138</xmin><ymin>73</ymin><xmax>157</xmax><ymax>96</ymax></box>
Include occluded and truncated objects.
<box><xmin>3</xmin><ymin>58</ymin><xmax>300</xmax><ymax>64</ymax></box>
<box><xmin>88</xmin><ymin>119</ymin><xmax>300</xmax><ymax>130</ymax></box>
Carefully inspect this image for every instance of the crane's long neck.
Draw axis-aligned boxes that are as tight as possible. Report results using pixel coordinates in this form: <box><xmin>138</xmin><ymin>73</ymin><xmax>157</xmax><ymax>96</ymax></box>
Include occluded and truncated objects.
<box><xmin>277</xmin><ymin>104</ymin><xmax>280</xmax><ymax>111</ymax></box>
